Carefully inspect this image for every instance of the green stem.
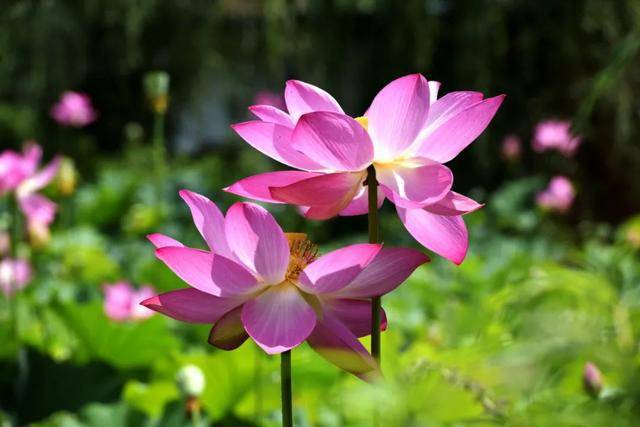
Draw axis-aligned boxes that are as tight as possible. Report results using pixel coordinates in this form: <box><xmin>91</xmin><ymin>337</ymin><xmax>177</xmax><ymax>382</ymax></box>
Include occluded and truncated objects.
<box><xmin>367</xmin><ymin>166</ymin><xmax>381</xmax><ymax>362</ymax></box>
<box><xmin>191</xmin><ymin>405</ymin><xmax>201</xmax><ymax>427</ymax></box>
<box><xmin>6</xmin><ymin>196</ymin><xmax>28</xmax><ymax>403</ymax></box>
<box><xmin>152</xmin><ymin>112</ymin><xmax>166</xmax><ymax>194</ymax></box>
<box><xmin>8</xmin><ymin>195</ymin><xmax>19</xmax><ymax>258</ymax></box>
<box><xmin>254</xmin><ymin>346</ymin><xmax>263</xmax><ymax>420</ymax></box>
<box><xmin>281</xmin><ymin>350</ymin><xmax>292</xmax><ymax>427</ymax></box>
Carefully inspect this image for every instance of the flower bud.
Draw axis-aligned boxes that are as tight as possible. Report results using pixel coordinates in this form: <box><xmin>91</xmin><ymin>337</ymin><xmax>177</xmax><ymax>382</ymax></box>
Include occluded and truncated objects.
<box><xmin>143</xmin><ymin>71</ymin><xmax>170</xmax><ymax>115</ymax></box>
<box><xmin>627</xmin><ymin>229</ymin><xmax>640</xmax><ymax>249</ymax></box>
<box><xmin>176</xmin><ymin>364</ymin><xmax>205</xmax><ymax>397</ymax></box>
<box><xmin>622</xmin><ymin>220</ymin><xmax>640</xmax><ymax>249</ymax></box>
<box><xmin>28</xmin><ymin>221</ymin><xmax>51</xmax><ymax>249</ymax></box>
<box><xmin>56</xmin><ymin>157</ymin><xmax>78</xmax><ymax>197</ymax></box>
<box><xmin>583</xmin><ymin>362</ymin><xmax>603</xmax><ymax>398</ymax></box>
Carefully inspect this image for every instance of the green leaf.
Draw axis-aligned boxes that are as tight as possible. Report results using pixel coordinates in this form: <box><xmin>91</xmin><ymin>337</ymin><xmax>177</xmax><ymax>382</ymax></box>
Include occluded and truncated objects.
<box><xmin>122</xmin><ymin>380</ymin><xmax>179</xmax><ymax>419</ymax></box>
<box><xmin>60</xmin><ymin>301</ymin><xmax>178</xmax><ymax>369</ymax></box>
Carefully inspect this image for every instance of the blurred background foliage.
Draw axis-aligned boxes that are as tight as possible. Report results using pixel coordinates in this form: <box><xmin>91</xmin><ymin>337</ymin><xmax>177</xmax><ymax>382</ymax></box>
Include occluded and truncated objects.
<box><xmin>2</xmin><ymin>0</ymin><xmax>640</xmax><ymax>426</ymax></box>
<box><xmin>1</xmin><ymin>0</ymin><xmax>639</xmax><ymax>220</ymax></box>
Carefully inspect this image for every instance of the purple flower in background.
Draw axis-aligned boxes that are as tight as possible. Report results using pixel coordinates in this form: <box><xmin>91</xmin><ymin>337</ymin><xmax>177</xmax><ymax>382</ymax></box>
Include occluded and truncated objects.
<box><xmin>0</xmin><ymin>258</ymin><xmax>32</xmax><ymax>297</ymax></box>
<box><xmin>252</xmin><ymin>90</ymin><xmax>286</xmax><ymax>111</ymax></box>
<box><xmin>103</xmin><ymin>281</ymin><xmax>155</xmax><ymax>321</ymax></box>
<box><xmin>501</xmin><ymin>134</ymin><xmax>522</xmax><ymax>161</ymax></box>
<box><xmin>50</xmin><ymin>91</ymin><xmax>97</xmax><ymax>127</ymax></box>
<box><xmin>532</xmin><ymin>120</ymin><xmax>581</xmax><ymax>156</ymax></box>
<box><xmin>536</xmin><ymin>176</ymin><xmax>575</xmax><ymax>213</ymax></box>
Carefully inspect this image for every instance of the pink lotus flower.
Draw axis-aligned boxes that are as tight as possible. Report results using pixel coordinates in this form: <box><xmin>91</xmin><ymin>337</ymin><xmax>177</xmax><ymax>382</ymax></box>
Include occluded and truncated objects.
<box><xmin>141</xmin><ymin>190</ymin><xmax>428</xmax><ymax>377</ymax></box>
<box><xmin>536</xmin><ymin>176</ymin><xmax>575</xmax><ymax>213</ymax></box>
<box><xmin>103</xmin><ymin>281</ymin><xmax>156</xmax><ymax>321</ymax></box>
<box><xmin>0</xmin><ymin>143</ymin><xmax>61</xmax><ymax>245</ymax></box>
<box><xmin>501</xmin><ymin>134</ymin><xmax>522</xmax><ymax>161</ymax></box>
<box><xmin>0</xmin><ymin>143</ymin><xmax>40</xmax><ymax>195</ymax></box>
<box><xmin>0</xmin><ymin>143</ymin><xmax>61</xmax><ymax>198</ymax></box>
<box><xmin>532</xmin><ymin>119</ymin><xmax>581</xmax><ymax>156</ymax></box>
<box><xmin>0</xmin><ymin>258</ymin><xmax>32</xmax><ymax>297</ymax></box>
<box><xmin>252</xmin><ymin>90</ymin><xmax>286</xmax><ymax>111</ymax></box>
<box><xmin>225</xmin><ymin>74</ymin><xmax>504</xmax><ymax>264</ymax></box>
<box><xmin>50</xmin><ymin>91</ymin><xmax>97</xmax><ymax>127</ymax></box>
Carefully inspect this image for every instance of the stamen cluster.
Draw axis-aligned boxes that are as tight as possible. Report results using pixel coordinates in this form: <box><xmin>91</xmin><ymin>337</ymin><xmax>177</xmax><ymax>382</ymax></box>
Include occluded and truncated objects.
<box><xmin>285</xmin><ymin>233</ymin><xmax>318</xmax><ymax>281</ymax></box>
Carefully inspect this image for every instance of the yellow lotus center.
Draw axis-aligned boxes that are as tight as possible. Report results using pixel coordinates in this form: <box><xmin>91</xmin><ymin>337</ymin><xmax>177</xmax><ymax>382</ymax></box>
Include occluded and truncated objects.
<box><xmin>284</xmin><ymin>233</ymin><xmax>318</xmax><ymax>281</ymax></box>
<box><xmin>354</xmin><ymin>115</ymin><xmax>407</xmax><ymax>165</ymax></box>
<box><xmin>355</xmin><ymin>116</ymin><xmax>369</xmax><ymax>131</ymax></box>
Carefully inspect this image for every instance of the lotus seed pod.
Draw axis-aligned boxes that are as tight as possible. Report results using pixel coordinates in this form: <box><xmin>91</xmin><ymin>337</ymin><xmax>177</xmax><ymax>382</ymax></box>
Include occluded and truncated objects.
<box><xmin>176</xmin><ymin>364</ymin><xmax>205</xmax><ymax>397</ymax></box>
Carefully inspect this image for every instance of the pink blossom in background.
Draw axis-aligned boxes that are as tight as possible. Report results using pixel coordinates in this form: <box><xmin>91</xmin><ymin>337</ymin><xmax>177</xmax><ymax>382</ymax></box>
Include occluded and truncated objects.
<box><xmin>532</xmin><ymin>119</ymin><xmax>581</xmax><ymax>156</ymax></box>
<box><xmin>0</xmin><ymin>143</ymin><xmax>61</xmax><ymax>198</ymax></box>
<box><xmin>19</xmin><ymin>194</ymin><xmax>57</xmax><ymax>246</ymax></box>
<box><xmin>501</xmin><ymin>134</ymin><xmax>522</xmax><ymax>161</ymax></box>
<box><xmin>142</xmin><ymin>190</ymin><xmax>428</xmax><ymax>378</ymax></box>
<box><xmin>252</xmin><ymin>90</ymin><xmax>286</xmax><ymax>111</ymax></box>
<box><xmin>226</xmin><ymin>74</ymin><xmax>504</xmax><ymax>264</ymax></box>
<box><xmin>103</xmin><ymin>282</ymin><xmax>155</xmax><ymax>321</ymax></box>
<box><xmin>536</xmin><ymin>176</ymin><xmax>575</xmax><ymax>213</ymax></box>
<box><xmin>0</xmin><ymin>258</ymin><xmax>32</xmax><ymax>297</ymax></box>
<box><xmin>0</xmin><ymin>142</ymin><xmax>61</xmax><ymax>245</ymax></box>
<box><xmin>0</xmin><ymin>143</ymin><xmax>41</xmax><ymax>195</ymax></box>
<box><xmin>50</xmin><ymin>91</ymin><xmax>97</xmax><ymax>127</ymax></box>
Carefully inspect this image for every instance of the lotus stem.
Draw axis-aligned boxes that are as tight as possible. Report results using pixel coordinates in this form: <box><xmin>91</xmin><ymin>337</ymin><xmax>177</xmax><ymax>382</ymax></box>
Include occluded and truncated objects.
<box><xmin>254</xmin><ymin>347</ymin><xmax>263</xmax><ymax>420</ymax></box>
<box><xmin>191</xmin><ymin>404</ymin><xmax>201</xmax><ymax>427</ymax></box>
<box><xmin>152</xmin><ymin>111</ymin><xmax>167</xmax><ymax>183</ymax></box>
<box><xmin>367</xmin><ymin>165</ymin><xmax>381</xmax><ymax>362</ymax></box>
<box><xmin>8</xmin><ymin>195</ymin><xmax>19</xmax><ymax>257</ymax></box>
<box><xmin>281</xmin><ymin>350</ymin><xmax>293</xmax><ymax>427</ymax></box>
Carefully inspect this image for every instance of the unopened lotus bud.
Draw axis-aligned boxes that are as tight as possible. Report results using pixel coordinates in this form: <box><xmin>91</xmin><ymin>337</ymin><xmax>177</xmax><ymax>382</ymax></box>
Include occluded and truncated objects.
<box><xmin>28</xmin><ymin>222</ymin><xmax>51</xmax><ymax>249</ymax></box>
<box><xmin>176</xmin><ymin>364</ymin><xmax>205</xmax><ymax>397</ymax></box>
<box><xmin>625</xmin><ymin>228</ymin><xmax>640</xmax><ymax>249</ymax></box>
<box><xmin>427</xmin><ymin>324</ymin><xmax>443</xmax><ymax>346</ymax></box>
<box><xmin>143</xmin><ymin>71</ymin><xmax>170</xmax><ymax>115</ymax></box>
<box><xmin>56</xmin><ymin>157</ymin><xmax>78</xmax><ymax>197</ymax></box>
<box><xmin>583</xmin><ymin>362</ymin><xmax>603</xmax><ymax>397</ymax></box>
